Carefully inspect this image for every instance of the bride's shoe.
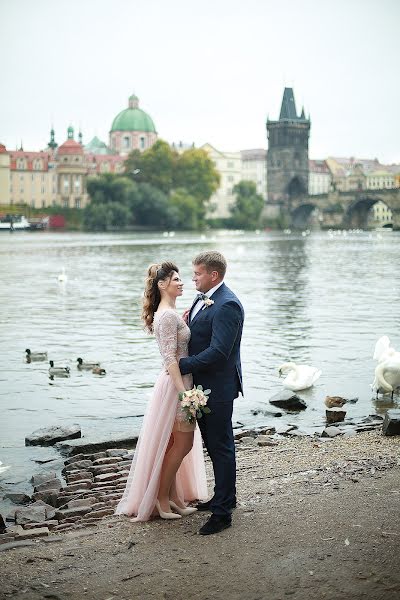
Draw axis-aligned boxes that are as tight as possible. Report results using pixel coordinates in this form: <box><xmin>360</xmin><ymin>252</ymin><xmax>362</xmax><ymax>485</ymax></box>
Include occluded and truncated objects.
<box><xmin>155</xmin><ymin>500</ymin><xmax>182</xmax><ymax>520</ymax></box>
<box><xmin>169</xmin><ymin>501</ymin><xmax>198</xmax><ymax>516</ymax></box>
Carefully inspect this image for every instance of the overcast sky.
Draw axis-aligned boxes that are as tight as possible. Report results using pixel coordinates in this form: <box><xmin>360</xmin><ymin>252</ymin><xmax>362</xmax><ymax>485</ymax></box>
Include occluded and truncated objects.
<box><xmin>1</xmin><ymin>0</ymin><xmax>399</xmax><ymax>163</ymax></box>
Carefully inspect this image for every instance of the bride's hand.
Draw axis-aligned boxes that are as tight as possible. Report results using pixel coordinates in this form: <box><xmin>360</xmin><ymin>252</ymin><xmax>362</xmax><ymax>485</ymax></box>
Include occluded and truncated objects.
<box><xmin>182</xmin><ymin>308</ymin><xmax>190</xmax><ymax>323</ymax></box>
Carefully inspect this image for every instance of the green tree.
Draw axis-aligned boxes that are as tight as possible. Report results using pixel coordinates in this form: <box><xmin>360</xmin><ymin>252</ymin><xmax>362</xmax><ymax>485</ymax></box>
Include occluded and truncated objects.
<box><xmin>169</xmin><ymin>188</ymin><xmax>201</xmax><ymax>230</ymax></box>
<box><xmin>125</xmin><ymin>141</ymin><xmax>177</xmax><ymax>194</ymax></box>
<box><xmin>130</xmin><ymin>183</ymin><xmax>176</xmax><ymax>228</ymax></box>
<box><xmin>83</xmin><ymin>203</ymin><xmax>112</xmax><ymax>231</ymax></box>
<box><xmin>86</xmin><ymin>173</ymin><xmax>136</xmax><ymax>206</ymax></box>
<box><xmin>174</xmin><ymin>148</ymin><xmax>220</xmax><ymax>205</ymax></box>
<box><xmin>229</xmin><ymin>181</ymin><xmax>265</xmax><ymax>229</ymax></box>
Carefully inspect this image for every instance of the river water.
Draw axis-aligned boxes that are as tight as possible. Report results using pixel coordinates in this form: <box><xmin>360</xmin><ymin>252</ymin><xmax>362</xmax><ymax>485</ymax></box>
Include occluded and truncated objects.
<box><xmin>0</xmin><ymin>229</ymin><xmax>399</xmax><ymax>502</ymax></box>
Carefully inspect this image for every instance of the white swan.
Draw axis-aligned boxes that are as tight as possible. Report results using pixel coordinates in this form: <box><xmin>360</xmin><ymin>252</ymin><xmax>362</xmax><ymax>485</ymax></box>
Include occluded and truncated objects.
<box><xmin>371</xmin><ymin>351</ymin><xmax>400</xmax><ymax>398</ymax></box>
<box><xmin>58</xmin><ymin>267</ymin><xmax>67</xmax><ymax>282</ymax></box>
<box><xmin>373</xmin><ymin>336</ymin><xmax>394</xmax><ymax>363</ymax></box>
<box><xmin>278</xmin><ymin>362</ymin><xmax>322</xmax><ymax>391</ymax></box>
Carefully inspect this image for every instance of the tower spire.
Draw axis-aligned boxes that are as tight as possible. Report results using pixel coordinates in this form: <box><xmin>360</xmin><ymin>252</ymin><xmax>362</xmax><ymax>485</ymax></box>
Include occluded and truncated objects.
<box><xmin>48</xmin><ymin>126</ymin><xmax>58</xmax><ymax>149</ymax></box>
<box><xmin>279</xmin><ymin>87</ymin><xmax>298</xmax><ymax>120</ymax></box>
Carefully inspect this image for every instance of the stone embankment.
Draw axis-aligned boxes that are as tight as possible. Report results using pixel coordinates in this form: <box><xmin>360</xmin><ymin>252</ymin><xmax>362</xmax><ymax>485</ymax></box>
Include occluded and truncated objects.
<box><xmin>1</xmin><ymin>448</ymin><xmax>133</xmax><ymax>545</ymax></box>
<box><xmin>3</xmin><ymin>408</ymin><xmax>398</xmax><ymax>548</ymax></box>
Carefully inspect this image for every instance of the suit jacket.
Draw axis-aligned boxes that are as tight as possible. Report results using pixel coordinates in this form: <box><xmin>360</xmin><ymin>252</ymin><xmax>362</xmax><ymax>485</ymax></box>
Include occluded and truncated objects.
<box><xmin>179</xmin><ymin>283</ymin><xmax>244</xmax><ymax>403</ymax></box>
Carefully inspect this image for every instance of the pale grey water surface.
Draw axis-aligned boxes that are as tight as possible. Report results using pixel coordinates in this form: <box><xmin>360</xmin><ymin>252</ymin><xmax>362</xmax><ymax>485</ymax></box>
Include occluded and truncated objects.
<box><xmin>0</xmin><ymin>230</ymin><xmax>399</xmax><ymax>505</ymax></box>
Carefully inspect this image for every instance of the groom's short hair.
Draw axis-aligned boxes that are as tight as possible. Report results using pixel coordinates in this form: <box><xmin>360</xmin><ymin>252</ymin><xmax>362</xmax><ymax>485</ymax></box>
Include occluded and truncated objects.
<box><xmin>193</xmin><ymin>251</ymin><xmax>227</xmax><ymax>278</ymax></box>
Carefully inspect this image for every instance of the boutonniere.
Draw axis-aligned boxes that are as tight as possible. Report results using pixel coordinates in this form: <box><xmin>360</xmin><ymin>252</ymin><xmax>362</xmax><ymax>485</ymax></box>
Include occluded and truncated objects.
<box><xmin>202</xmin><ymin>298</ymin><xmax>214</xmax><ymax>310</ymax></box>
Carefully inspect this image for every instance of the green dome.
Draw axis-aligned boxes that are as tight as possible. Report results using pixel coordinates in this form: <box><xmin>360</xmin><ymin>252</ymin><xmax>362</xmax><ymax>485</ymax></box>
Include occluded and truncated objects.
<box><xmin>110</xmin><ymin>95</ymin><xmax>156</xmax><ymax>133</ymax></box>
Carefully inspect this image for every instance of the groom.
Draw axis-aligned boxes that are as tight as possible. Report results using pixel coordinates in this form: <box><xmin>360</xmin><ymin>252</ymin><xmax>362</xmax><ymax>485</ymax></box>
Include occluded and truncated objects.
<box><xmin>179</xmin><ymin>251</ymin><xmax>244</xmax><ymax>535</ymax></box>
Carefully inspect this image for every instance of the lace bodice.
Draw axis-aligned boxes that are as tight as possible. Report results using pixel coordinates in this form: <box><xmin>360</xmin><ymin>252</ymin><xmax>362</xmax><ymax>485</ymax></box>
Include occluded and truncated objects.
<box><xmin>153</xmin><ymin>309</ymin><xmax>190</xmax><ymax>369</ymax></box>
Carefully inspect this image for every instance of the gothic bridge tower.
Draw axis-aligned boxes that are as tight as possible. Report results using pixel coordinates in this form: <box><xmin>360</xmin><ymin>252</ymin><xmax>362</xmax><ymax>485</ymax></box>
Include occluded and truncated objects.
<box><xmin>267</xmin><ymin>88</ymin><xmax>310</xmax><ymax>204</ymax></box>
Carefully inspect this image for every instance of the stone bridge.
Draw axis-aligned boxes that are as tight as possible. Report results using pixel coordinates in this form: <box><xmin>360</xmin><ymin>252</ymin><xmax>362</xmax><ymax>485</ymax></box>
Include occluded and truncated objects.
<box><xmin>286</xmin><ymin>188</ymin><xmax>400</xmax><ymax>230</ymax></box>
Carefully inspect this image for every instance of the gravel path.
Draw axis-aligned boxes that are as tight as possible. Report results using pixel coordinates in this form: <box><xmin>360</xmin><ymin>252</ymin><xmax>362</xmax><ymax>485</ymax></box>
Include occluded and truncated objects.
<box><xmin>1</xmin><ymin>430</ymin><xmax>400</xmax><ymax>600</ymax></box>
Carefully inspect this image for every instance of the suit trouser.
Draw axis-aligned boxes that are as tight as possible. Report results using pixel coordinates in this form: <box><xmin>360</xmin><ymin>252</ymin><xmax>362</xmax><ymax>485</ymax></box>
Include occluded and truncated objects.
<box><xmin>197</xmin><ymin>399</ymin><xmax>236</xmax><ymax>517</ymax></box>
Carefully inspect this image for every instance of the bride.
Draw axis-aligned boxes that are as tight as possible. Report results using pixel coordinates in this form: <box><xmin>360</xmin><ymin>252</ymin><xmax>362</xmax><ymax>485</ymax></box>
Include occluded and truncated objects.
<box><xmin>115</xmin><ymin>262</ymin><xmax>207</xmax><ymax>521</ymax></box>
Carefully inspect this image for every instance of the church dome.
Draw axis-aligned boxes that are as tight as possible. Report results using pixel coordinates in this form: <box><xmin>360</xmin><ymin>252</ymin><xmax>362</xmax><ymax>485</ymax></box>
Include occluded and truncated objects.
<box><xmin>110</xmin><ymin>95</ymin><xmax>156</xmax><ymax>133</ymax></box>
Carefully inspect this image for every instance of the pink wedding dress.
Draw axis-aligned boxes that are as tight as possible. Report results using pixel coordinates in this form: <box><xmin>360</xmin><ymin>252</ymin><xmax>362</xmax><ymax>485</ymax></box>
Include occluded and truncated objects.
<box><xmin>115</xmin><ymin>309</ymin><xmax>208</xmax><ymax>521</ymax></box>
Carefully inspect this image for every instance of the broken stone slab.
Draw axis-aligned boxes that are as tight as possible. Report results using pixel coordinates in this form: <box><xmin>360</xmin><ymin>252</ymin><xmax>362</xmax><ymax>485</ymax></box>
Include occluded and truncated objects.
<box><xmin>89</xmin><ymin>465</ymin><xmax>118</xmax><ymax>476</ymax></box>
<box><xmin>321</xmin><ymin>426</ymin><xmax>342</xmax><ymax>438</ymax></box>
<box><xmin>326</xmin><ymin>408</ymin><xmax>347</xmax><ymax>424</ymax></box>
<box><xmin>63</xmin><ymin>460</ymin><xmax>93</xmax><ymax>473</ymax></box>
<box><xmin>4</xmin><ymin>492</ymin><xmax>31</xmax><ymax>505</ymax></box>
<box><xmin>94</xmin><ymin>472</ymin><xmax>121</xmax><ymax>483</ymax></box>
<box><xmin>30</xmin><ymin>500</ymin><xmax>57</xmax><ymax>520</ymax></box>
<box><xmin>382</xmin><ymin>409</ymin><xmax>400</xmax><ymax>436</ymax></box>
<box><xmin>21</xmin><ymin>520</ymin><xmax>58</xmax><ymax>530</ymax></box>
<box><xmin>64</xmin><ymin>453</ymin><xmax>86</xmax><ymax>465</ymax></box>
<box><xmin>31</xmin><ymin>471</ymin><xmax>57</xmax><ymax>486</ymax></box>
<box><xmin>92</xmin><ymin>456</ymin><xmax>120</xmax><ymax>466</ymax></box>
<box><xmin>34</xmin><ymin>478</ymin><xmax>63</xmax><ymax>493</ymax></box>
<box><xmin>15</xmin><ymin>506</ymin><xmax>47</xmax><ymax>525</ymax></box>
<box><xmin>82</xmin><ymin>508</ymin><xmax>115</xmax><ymax>520</ymax></box>
<box><xmin>63</xmin><ymin>481</ymin><xmax>92</xmax><ymax>493</ymax></box>
<box><xmin>269</xmin><ymin>390</ymin><xmax>307</xmax><ymax>411</ymax></box>
<box><xmin>106</xmin><ymin>448</ymin><xmax>128</xmax><ymax>457</ymax></box>
<box><xmin>56</xmin><ymin>435</ymin><xmax>139</xmax><ymax>457</ymax></box>
<box><xmin>55</xmin><ymin>506</ymin><xmax>93</xmax><ymax>520</ymax></box>
<box><xmin>31</xmin><ymin>490</ymin><xmax>59</xmax><ymax>507</ymax></box>
<box><xmin>15</xmin><ymin>526</ymin><xmax>49</xmax><ymax>540</ymax></box>
<box><xmin>60</xmin><ymin>497</ymin><xmax>98</xmax><ymax>509</ymax></box>
<box><xmin>25</xmin><ymin>424</ymin><xmax>81</xmax><ymax>446</ymax></box>
<box><xmin>85</xmin><ymin>451</ymin><xmax>108</xmax><ymax>461</ymax></box>
<box><xmin>66</xmin><ymin>470</ymin><xmax>94</xmax><ymax>483</ymax></box>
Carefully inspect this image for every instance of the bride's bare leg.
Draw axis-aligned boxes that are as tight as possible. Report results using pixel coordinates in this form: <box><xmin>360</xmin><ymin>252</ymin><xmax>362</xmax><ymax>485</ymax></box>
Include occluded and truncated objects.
<box><xmin>157</xmin><ymin>431</ymin><xmax>194</xmax><ymax>512</ymax></box>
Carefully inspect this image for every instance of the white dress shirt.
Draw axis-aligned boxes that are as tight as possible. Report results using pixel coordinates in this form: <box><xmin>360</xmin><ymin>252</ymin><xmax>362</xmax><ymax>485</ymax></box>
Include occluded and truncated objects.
<box><xmin>190</xmin><ymin>281</ymin><xmax>224</xmax><ymax>321</ymax></box>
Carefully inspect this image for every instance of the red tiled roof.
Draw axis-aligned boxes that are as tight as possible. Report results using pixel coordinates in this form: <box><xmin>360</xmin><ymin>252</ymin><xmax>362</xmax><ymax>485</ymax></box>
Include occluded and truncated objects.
<box><xmin>58</xmin><ymin>139</ymin><xmax>84</xmax><ymax>155</ymax></box>
<box><xmin>9</xmin><ymin>150</ymin><xmax>51</xmax><ymax>171</ymax></box>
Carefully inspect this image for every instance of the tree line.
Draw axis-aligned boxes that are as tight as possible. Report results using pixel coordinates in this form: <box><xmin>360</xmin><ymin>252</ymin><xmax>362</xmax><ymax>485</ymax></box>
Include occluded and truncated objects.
<box><xmin>83</xmin><ymin>140</ymin><xmax>264</xmax><ymax>231</ymax></box>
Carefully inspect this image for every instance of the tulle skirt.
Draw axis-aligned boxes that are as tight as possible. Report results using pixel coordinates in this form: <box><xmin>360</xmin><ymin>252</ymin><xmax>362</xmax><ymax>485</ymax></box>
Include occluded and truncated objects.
<box><xmin>115</xmin><ymin>371</ymin><xmax>208</xmax><ymax>522</ymax></box>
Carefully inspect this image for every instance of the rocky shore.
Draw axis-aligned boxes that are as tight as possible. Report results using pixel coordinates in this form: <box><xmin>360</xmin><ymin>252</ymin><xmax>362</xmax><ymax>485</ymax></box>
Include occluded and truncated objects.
<box><xmin>1</xmin><ymin>410</ymin><xmax>399</xmax><ymax>545</ymax></box>
<box><xmin>0</xmin><ymin>428</ymin><xmax>399</xmax><ymax>599</ymax></box>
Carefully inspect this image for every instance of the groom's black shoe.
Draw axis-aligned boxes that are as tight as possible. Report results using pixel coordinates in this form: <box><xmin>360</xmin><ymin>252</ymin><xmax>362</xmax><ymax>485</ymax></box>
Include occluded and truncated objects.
<box><xmin>199</xmin><ymin>514</ymin><xmax>232</xmax><ymax>536</ymax></box>
<box><xmin>196</xmin><ymin>499</ymin><xmax>237</xmax><ymax>512</ymax></box>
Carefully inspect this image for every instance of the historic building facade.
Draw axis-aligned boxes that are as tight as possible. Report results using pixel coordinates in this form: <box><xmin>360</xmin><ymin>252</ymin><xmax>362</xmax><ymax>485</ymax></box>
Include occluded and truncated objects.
<box><xmin>240</xmin><ymin>149</ymin><xmax>267</xmax><ymax>200</ymax></box>
<box><xmin>0</xmin><ymin>93</ymin><xmax>156</xmax><ymax>209</ymax></box>
<box><xmin>266</xmin><ymin>87</ymin><xmax>310</xmax><ymax>203</ymax></box>
<box><xmin>201</xmin><ymin>143</ymin><xmax>242</xmax><ymax>218</ymax></box>
<box><xmin>308</xmin><ymin>160</ymin><xmax>331</xmax><ymax>195</ymax></box>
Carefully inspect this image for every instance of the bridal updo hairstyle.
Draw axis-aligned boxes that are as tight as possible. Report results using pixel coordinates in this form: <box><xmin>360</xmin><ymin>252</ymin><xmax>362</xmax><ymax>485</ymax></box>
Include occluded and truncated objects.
<box><xmin>142</xmin><ymin>262</ymin><xmax>179</xmax><ymax>333</ymax></box>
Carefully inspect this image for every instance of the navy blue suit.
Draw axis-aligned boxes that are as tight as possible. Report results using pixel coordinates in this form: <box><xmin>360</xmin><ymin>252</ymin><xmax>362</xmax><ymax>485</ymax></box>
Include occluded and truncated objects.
<box><xmin>179</xmin><ymin>283</ymin><xmax>244</xmax><ymax>516</ymax></box>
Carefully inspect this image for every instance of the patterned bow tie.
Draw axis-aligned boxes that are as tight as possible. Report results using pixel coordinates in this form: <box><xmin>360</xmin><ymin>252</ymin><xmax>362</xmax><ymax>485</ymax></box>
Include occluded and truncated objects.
<box><xmin>196</xmin><ymin>293</ymin><xmax>208</xmax><ymax>301</ymax></box>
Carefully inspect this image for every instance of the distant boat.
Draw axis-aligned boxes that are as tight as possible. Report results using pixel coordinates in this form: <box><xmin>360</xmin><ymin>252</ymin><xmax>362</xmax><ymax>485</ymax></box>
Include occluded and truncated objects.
<box><xmin>0</xmin><ymin>215</ymin><xmax>30</xmax><ymax>231</ymax></box>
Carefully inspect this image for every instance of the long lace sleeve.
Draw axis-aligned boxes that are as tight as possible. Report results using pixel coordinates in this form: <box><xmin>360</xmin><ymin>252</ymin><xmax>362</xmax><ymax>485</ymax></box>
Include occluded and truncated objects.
<box><xmin>155</xmin><ymin>310</ymin><xmax>179</xmax><ymax>368</ymax></box>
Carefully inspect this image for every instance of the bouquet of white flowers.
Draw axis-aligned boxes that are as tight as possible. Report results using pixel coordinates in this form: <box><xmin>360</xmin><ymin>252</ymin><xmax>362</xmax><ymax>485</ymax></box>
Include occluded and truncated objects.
<box><xmin>178</xmin><ymin>385</ymin><xmax>211</xmax><ymax>423</ymax></box>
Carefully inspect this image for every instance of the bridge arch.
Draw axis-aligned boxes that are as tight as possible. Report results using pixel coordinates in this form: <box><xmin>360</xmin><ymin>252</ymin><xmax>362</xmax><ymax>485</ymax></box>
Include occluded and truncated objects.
<box><xmin>343</xmin><ymin>196</ymin><xmax>393</xmax><ymax>229</ymax></box>
<box><xmin>291</xmin><ymin>203</ymin><xmax>320</xmax><ymax>229</ymax></box>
